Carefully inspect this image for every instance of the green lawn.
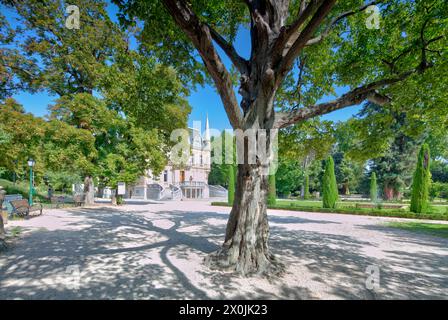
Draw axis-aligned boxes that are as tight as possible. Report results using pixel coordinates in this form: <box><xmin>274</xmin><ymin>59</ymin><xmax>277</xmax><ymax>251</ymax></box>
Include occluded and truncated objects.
<box><xmin>387</xmin><ymin>222</ymin><xmax>448</xmax><ymax>238</ymax></box>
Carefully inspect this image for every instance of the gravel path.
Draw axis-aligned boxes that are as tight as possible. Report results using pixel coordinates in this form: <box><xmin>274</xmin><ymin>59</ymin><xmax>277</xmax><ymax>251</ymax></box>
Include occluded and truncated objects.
<box><xmin>1</xmin><ymin>201</ymin><xmax>447</xmax><ymax>299</ymax></box>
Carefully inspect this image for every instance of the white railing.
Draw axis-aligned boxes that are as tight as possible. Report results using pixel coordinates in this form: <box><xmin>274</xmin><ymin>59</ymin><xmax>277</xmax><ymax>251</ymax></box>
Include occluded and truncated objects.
<box><xmin>179</xmin><ymin>181</ymin><xmax>206</xmax><ymax>187</ymax></box>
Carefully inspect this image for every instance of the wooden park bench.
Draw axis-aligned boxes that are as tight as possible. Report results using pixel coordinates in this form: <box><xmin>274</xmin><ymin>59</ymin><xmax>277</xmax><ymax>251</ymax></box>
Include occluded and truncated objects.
<box><xmin>10</xmin><ymin>199</ymin><xmax>43</xmax><ymax>218</ymax></box>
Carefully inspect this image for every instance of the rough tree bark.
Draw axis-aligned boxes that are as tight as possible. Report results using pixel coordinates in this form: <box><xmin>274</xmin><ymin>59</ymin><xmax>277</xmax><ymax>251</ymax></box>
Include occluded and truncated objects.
<box><xmin>160</xmin><ymin>0</ymin><xmax>441</xmax><ymax>276</ymax></box>
<box><xmin>206</xmin><ymin>113</ymin><xmax>282</xmax><ymax>275</ymax></box>
<box><xmin>83</xmin><ymin>176</ymin><xmax>95</xmax><ymax>205</ymax></box>
<box><xmin>0</xmin><ymin>214</ymin><xmax>6</xmax><ymax>251</ymax></box>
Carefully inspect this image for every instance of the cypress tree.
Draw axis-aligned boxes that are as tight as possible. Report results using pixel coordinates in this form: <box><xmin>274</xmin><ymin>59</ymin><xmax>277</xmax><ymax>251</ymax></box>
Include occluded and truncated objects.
<box><xmin>227</xmin><ymin>164</ymin><xmax>235</xmax><ymax>205</ymax></box>
<box><xmin>370</xmin><ymin>172</ymin><xmax>378</xmax><ymax>203</ymax></box>
<box><xmin>410</xmin><ymin>144</ymin><xmax>431</xmax><ymax>213</ymax></box>
<box><xmin>304</xmin><ymin>174</ymin><xmax>310</xmax><ymax>200</ymax></box>
<box><xmin>323</xmin><ymin>156</ymin><xmax>338</xmax><ymax>209</ymax></box>
<box><xmin>267</xmin><ymin>174</ymin><xmax>276</xmax><ymax>206</ymax></box>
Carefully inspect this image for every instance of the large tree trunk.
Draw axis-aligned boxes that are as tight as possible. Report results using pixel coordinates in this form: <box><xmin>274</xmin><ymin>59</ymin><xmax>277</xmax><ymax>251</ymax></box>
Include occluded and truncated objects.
<box><xmin>384</xmin><ymin>186</ymin><xmax>394</xmax><ymax>201</ymax></box>
<box><xmin>206</xmin><ymin>163</ymin><xmax>283</xmax><ymax>275</ymax></box>
<box><xmin>83</xmin><ymin>176</ymin><xmax>95</xmax><ymax>205</ymax></box>
<box><xmin>0</xmin><ymin>215</ymin><xmax>6</xmax><ymax>251</ymax></box>
<box><xmin>205</xmin><ymin>110</ymin><xmax>283</xmax><ymax>276</ymax></box>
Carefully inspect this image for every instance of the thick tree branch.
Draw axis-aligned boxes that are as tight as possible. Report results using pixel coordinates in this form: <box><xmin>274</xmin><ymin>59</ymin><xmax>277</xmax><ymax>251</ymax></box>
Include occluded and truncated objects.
<box><xmin>274</xmin><ymin>70</ymin><xmax>418</xmax><ymax>129</ymax></box>
<box><xmin>306</xmin><ymin>1</ymin><xmax>382</xmax><ymax>46</ymax></box>
<box><xmin>207</xmin><ymin>25</ymin><xmax>249</xmax><ymax>75</ymax></box>
<box><xmin>162</xmin><ymin>0</ymin><xmax>243</xmax><ymax>129</ymax></box>
<box><xmin>272</xmin><ymin>0</ymin><xmax>322</xmax><ymax>66</ymax></box>
<box><xmin>275</xmin><ymin>0</ymin><xmax>336</xmax><ymax>84</ymax></box>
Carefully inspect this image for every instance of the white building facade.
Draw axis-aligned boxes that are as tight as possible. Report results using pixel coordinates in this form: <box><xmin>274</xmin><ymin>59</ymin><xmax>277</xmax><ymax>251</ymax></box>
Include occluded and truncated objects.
<box><xmin>127</xmin><ymin>116</ymin><xmax>212</xmax><ymax>200</ymax></box>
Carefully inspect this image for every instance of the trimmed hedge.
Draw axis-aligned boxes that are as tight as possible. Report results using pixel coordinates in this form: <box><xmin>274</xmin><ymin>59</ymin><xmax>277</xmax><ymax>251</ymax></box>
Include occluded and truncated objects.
<box><xmin>211</xmin><ymin>202</ymin><xmax>448</xmax><ymax>221</ymax></box>
<box><xmin>411</xmin><ymin>144</ymin><xmax>431</xmax><ymax>213</ymax></box>
<box><xmin>322</xmin><ymin>156</ymin><xmax>338</xmax><ymax>209</ymax></box>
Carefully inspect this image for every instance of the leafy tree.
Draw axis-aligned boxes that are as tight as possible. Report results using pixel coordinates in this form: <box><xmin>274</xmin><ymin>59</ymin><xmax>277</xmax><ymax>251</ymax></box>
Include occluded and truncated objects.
<box><xmin>410</xmin><ymin>144</ymin><xmax>431</xmax><ymax>213</ymax></box>
<box><xmin>117</xmin><ymin>0</ymin><xmax>447</xmax><ymax>274</ymax></box>
<box><xmin>322</xmin><ymin>156</ymin><xmax>338</xmax><ymax>209</ymax></box>
<box><xmin>275</xmin><ymin>159</ymin><xmax>303</xmax><ymax>198</ymax></box>
<box><xmin>370</xmin><ymin>172</ymin><xmax>378</xmax><ymax>203</ymax></box>
<box><xmin>333</xmin><ymin>151</ymin><xmax>364</xmax><ymax>195</ymax></box>
<box><xmin>431</xmin><ymin>160</ymin><xmax>448</xmax><ymax>183</ymax></box>
<box><xmin>349</xmin><ymin>103</ymin><xmax>425</xmax><ymax>200</ymax></box>
<box><xmin>280</xmin><ymin>118</ymin><xmax>335</xmax><ymax>197</ymax></box>
<box><xmin>3</xmin><ymin>0</ymin><xmax>191</xmax><ymax>203</ymax></box>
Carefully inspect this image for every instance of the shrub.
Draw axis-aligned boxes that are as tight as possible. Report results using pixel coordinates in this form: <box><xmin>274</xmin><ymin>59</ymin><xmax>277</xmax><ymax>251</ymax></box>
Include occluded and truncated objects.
<box><xmin>410</xmin><ymin>144</ymin><xmax>431</xmax><ymax>213</ymax></box>
<box><xmin>322</xmin><ymin>156</ymin><xmax>338</xmax><ymax>209</ymax></box>
<box><xmin>304</xmin><ymin>175</ymin><xmax>311</xmax><ymax>200</ymax></box>
<box><xmin>370</xmin><ymin>172</ymin><xmax>378</xmax><ymax>203</ymax></box>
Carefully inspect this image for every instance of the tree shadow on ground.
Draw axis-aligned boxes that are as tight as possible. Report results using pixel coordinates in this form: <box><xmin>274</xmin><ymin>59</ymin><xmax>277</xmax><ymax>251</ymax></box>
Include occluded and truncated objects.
<box><xmin>0</xmin><ymin>207</ymin><xmax>446</xmax><ymax>299</ymax></box>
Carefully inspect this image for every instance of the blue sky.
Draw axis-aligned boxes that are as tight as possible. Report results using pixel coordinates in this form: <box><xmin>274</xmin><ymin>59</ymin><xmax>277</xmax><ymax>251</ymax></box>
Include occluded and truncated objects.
<box><xmin>8</xmin><ymin>1</ymin><xmax>361</xmax><ymax>132</ymax></box>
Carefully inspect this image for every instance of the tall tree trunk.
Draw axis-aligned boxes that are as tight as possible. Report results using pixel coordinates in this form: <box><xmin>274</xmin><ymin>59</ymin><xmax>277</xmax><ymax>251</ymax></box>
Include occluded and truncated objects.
<box><xmin>384</xmin><ymin>185</ymin><xmax>394</xmax><ymax>201</ymax></box>
<box><xmin>83</xmin><ymin>176</ymin><xmax>95</xmax><ymax>205</ymax></box>
<box><xmin>205</xmin><ymin>112</ymin><xmax>283</xmax><ymax>276</ymax></box>
<box><xmin>0</xmin><ymin>215</ymin><xmax>6</xmax><ymax>251</ymax></box>
<box><xmin>111</xmin><ymin>188</ymin><xmax>119</xmax><ymax>206</ymax></box>
<box><xmin>206</xmin><ymin>163</ymin><xmax>282</xmax><ymax>275</ymax></box>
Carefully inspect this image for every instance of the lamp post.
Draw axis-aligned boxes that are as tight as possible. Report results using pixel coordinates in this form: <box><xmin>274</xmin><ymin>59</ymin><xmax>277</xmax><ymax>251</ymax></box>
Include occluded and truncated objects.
<box><xmin>13</xmin><ymin>160</ymin><xmax>18</xmax><ymax>185</ymax></box>
<box><xmin>27</xmin><ymin>158</ymin><xmax>35</xmax><ymax>205</ymax></box>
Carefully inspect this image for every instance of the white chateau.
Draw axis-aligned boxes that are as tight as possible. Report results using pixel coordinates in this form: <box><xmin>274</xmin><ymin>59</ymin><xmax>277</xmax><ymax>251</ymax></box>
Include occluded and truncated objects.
<box><xmin>126</xmin><ymin>116</ymin><xmax>218</xmax><ymax>200</ymax></box>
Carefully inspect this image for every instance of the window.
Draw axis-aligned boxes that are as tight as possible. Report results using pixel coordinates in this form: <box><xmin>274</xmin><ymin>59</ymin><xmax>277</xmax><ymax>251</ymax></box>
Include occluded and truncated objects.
<box><xmin>200</xmin><ymin>155</ymin><xmax>203</xmax><ymax>165</ymax></box>
<box><xmin>163</xmin><ymin>170</ymin><xmax>168</xmax><ymax>182</ymax></box>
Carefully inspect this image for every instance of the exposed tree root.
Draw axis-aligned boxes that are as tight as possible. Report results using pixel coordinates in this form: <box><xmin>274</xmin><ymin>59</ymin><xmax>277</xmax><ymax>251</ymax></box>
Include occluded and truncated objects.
<box><xmin>204</xmin><ymin>246</ymin><xmax>285</xmax><ymax>278</ymax></box>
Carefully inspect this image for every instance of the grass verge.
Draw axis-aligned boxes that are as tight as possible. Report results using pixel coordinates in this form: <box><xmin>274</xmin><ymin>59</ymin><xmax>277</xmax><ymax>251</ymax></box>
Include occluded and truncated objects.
<box><xmin>386</xmin><ymin>222</ymin><xmax>448</xmax><ymax>238</ymax></box>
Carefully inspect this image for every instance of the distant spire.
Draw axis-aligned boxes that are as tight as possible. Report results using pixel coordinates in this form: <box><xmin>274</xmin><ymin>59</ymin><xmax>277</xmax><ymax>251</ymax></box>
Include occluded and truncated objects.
<box><xmin>204</xmin><ymin>113</ymin><xmax>210</xmax><ymax>142</ymax></box>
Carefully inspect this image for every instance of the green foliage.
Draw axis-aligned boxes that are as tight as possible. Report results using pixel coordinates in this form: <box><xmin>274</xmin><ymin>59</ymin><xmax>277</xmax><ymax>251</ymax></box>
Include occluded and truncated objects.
<box><xmin>430</xmin><ymin>182</ymin><xmax>448</xmax><ymax>200</ymax></box>
<box><xmin>303</xmin><ymin>175</ymin><xmax>310</xmax><ymax>200</ymax></box>
<box><xmin>352</xmin><ymin>103</ymin><xmax>424</xmax><ymax>199</ymax></box>
<box><xmin>279</xmin><ymin>118</ymin><xmax>335</xmax><ymax>164</ymax></box>
<box><xmin>267</xmin><ymin>174</ymin><xmax>276</xmax><ymax>205</ymax></box>
<box><xmin>209</xmin><ymin>131</ymin><xmax>236</xmax><ymax>188</ymax></box>
<box><xmin>431</xmin><ymin>160</ymin><xmax>448</xmax><ymax>183</ymax></box>
<box><xmin>322</xmin><ymin>156</ymin><xmax>338</xmax><ymax>209</ymax></box>
<box><xmin>227</xmin><ymin>164</ymin><xmax>235</xmax><ymax>205</ymax></box>
<box><xmin>45</xmin><ymin>171</ymin><xmax>82</xmax><ymax>193</ymax></box>
<box><xmin>370</xmin><ymin>172</ymin><xmax>378</xmax><ymax>203</ymax></box>
<box><xmin>1</xmin><ymin>0</ymin><xmax>189</xmax><ymax>193</ymax></box>
<box><xmin>275</xmin><ymin>159</ymin><xmax>303</xmax><ymax>197</ymax></box>
<box><xmin>333</xmin><ymin>151</ymin><xmax>364</xmax><ymax>195</ymax></box>
<box><xmin>410</xmin><ymin>144</ymin><xmax>431</xmax><ymax>213</ymax></box>
<box><xmin>0</xmin><ymin>179</ymin><xmax>47</xmax><ymax>202</ymax></box>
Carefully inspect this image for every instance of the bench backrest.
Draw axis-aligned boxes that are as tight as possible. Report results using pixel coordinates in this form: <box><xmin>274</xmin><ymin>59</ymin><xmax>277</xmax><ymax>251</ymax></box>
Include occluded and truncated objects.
<box><xmin>10</xmin><ymin>199</ymin><xmax>30</xmax><ymax>210</ymax></box>
<box><xmin>51</xmin><ymin>196</ymin><xmax>66</xmax><ymax>203</ymax></box>
<box><xmin>3</xmin><ymin>194</ymin><xmax>24</xmax><ymax>213</ymax></box>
